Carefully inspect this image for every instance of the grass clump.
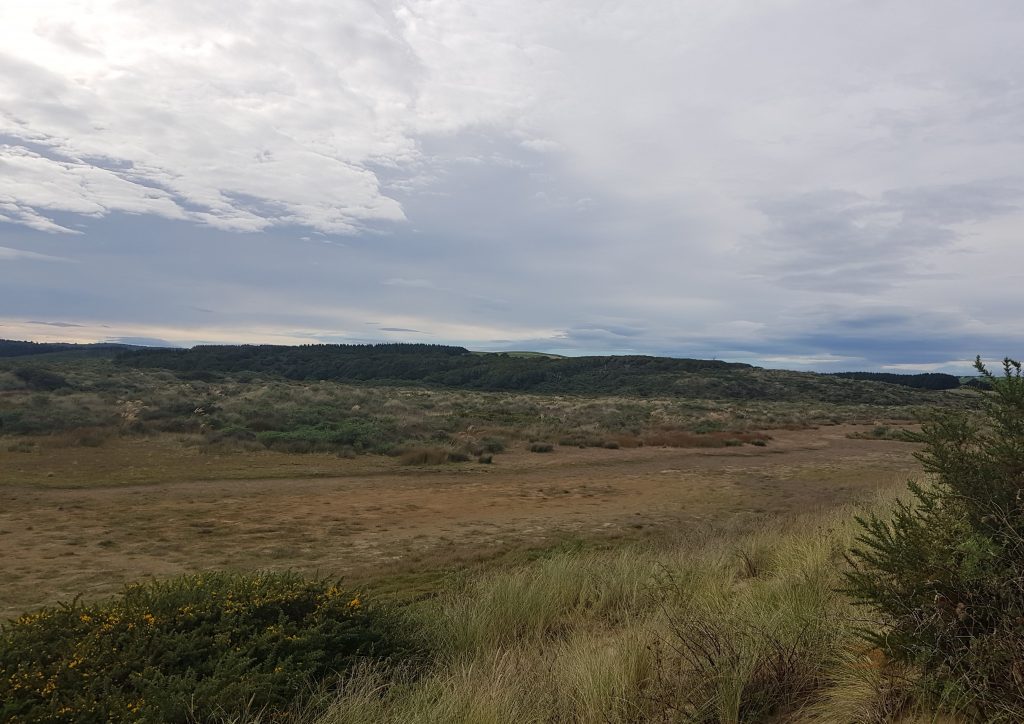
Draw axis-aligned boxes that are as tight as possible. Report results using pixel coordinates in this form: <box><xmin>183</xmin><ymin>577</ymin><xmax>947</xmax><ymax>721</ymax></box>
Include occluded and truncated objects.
<box><xmin>0</xmin><ymin>571</ymin><xmax>413</xmax><ymax>723</ymax></box>
<box><xmin>399</xmin><ymin>447</ymin><xmax>470</xmax><ymax>465</ymax></box>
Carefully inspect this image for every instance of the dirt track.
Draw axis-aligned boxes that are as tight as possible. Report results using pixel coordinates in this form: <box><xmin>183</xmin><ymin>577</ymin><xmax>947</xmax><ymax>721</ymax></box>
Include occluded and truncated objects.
<box><xmin>0</xmin><ymin>424</ymin><xmax>920</xmax><ymax>618</ymax></box>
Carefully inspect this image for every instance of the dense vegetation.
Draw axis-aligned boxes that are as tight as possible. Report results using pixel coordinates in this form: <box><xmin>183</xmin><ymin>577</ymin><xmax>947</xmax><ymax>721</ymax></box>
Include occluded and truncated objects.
<box><xmin>115</xmin><ymin>343</ymin><xmax>761</xmax><ymax>396</ymax></box>
<box><xmin>0</xmin><ymin>358</ymin><xmax>966</xmax><ymax>465</ymax></box>
<box><xmin>0</xmin><ymin>572</ymin><xmax>411</xmax><ymax>723</ymax></box>
<box><xmin>110</xmin><ymin>342</ymin><xmax>980</xmax><ymax>404</ymax></box>
<box><xmin>0</xmin><ymin>339</ymin><xmax>133</xmax><ymax>358</ymax></box>
<box><xmin>847</xmin><ymin>357</ymin><xmax>1024</xmax><ymax>719</ymax></box>
<box><xmin>832</xmin><ymin>371</ymin><xmax>962</xmax><ymax>390</ymax></box>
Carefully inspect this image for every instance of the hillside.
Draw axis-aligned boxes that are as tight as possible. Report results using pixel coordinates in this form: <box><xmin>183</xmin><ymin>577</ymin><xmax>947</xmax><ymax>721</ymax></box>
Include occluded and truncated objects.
<box><xmin>114</xmin><ymin>342</ymin><xmax>957</xmax><ymax>404</ymax></box>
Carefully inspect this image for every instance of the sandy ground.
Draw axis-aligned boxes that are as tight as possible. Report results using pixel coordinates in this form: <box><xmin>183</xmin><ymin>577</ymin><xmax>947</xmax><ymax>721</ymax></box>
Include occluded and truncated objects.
<box><xmin>0</xmin><ymin>424</ymin><xmax>921</xmax><ymax>618</ymax></box>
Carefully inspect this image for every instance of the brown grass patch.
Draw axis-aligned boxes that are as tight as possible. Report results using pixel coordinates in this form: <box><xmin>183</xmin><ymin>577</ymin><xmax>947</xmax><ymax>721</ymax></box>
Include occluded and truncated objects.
<box><xmin>642</xmin><ymin>430</ymin><xmax>773</xmax><ymax>448</ymax></box>
<box><xmin>399</xmin><ymin>447</ymin><xmax>470</xmax><ymax>465</ymax></box>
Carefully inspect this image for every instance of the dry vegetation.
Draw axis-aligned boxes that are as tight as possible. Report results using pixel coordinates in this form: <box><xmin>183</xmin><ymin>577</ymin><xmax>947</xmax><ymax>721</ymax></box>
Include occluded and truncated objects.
<box><xmin>0</xmin><ymin>357</ymin><xmax>964</xmax><ymax>488</ymax></box>
<box><xmin>309</xmin><ymin>490</ymin><xmax>947</xmax><ymax>723</ymax></box>
<box><xmin>0</xmin><ymin>353</ymin><xmax>993</xmax><ymax>721</ymax></box>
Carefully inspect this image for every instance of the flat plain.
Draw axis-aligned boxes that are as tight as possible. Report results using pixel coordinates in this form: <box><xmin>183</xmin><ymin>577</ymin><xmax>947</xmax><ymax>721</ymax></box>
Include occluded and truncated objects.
<box><xmin>0</xmin><ymin>423</ymin><xmax>919</xmax><ymax>619</ymax></box>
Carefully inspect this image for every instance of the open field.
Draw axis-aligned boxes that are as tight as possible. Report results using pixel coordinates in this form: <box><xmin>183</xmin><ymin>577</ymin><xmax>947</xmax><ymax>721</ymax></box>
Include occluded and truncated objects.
<box><xmin>5</xmin><ymin>347</ymin><xmax>998</xmax><ymax>720</ymax></box>
<box><xmin>0</xmin><ymin>423</ymin><xmax>921</xmax><ymax>619</ymax></box>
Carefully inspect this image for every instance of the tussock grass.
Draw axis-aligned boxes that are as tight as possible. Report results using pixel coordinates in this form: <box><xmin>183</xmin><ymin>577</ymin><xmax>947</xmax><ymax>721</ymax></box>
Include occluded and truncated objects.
<box><xmin>315</xmin><ymin>488</ymin><xmax>938</xmax><ymax>723</ymax></box>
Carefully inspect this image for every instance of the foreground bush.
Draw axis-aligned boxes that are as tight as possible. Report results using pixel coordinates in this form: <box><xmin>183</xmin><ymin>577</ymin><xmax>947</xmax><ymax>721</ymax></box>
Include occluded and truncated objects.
<box><xmin>1</xmin><ymin>571</ymin><xmax>412</xmax><ymax>723</ymax></box>
<box><xmin>846</xmin><ymin>357</ymin><xmax>1024</xmax><ymax>719</ymax></box>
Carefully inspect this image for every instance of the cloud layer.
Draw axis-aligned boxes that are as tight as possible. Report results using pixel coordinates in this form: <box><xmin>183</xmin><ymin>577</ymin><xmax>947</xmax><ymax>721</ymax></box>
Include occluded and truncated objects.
<box><xmin>3</xmin><ymin>1</ymin><xmax>1024</xmax><ymax>370</ymax></box>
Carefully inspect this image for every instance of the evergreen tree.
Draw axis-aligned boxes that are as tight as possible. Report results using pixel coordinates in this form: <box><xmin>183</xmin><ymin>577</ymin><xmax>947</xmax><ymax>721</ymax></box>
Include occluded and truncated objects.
<box><xmin>845</xmin><ymin>356</ymin><xmax>1024</xmax><ymax>718</ymax></box>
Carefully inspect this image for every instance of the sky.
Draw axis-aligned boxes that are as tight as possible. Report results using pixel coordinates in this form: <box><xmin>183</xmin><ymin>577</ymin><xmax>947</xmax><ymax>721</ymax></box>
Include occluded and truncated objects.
<box><xmin>2</xmin><ymin>1</ymin><xmax>1024</xmax><ymax>372</ymax></box>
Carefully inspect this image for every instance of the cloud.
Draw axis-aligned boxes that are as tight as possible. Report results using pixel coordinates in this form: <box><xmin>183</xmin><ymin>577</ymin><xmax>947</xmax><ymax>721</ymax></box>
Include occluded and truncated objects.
<box><xmin>382</xmin><ymin>278</ymin><xmax>436</xmax><ymax>289</ymax></box>
<box><xmin>0</xmin><ymin>1</ymin><xmax>434</xmax><ymax>234</ymax></box>
<box><xmin>0</xmin><ymin>244</ymin><xmax>73</xmax><ymax>262</ymax></box>
<box><xmin>27</xmin><ymin>320</ymin><xmax>85</xmax><ymax>327</ymax></box>
<box><xmin>4</xmin><ymin>2</ymin><xmax>1024</xmax><ymax>371</ymax></box>
<box><xmin>105</xmin><ymin>336</ymin><xmax>177</xmax><ymax>347</ymax></box>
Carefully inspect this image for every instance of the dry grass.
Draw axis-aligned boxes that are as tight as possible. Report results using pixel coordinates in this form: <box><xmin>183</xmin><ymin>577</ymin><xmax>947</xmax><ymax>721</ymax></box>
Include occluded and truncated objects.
<box><xmin>314</xmin><ymin>488</ymin><xmax>948</xmax><ymax>723</ymax></box>
<box><xmin>0</xmin><ymin>425</ymin><xmax>919</xmax><ymax>621</ymax></box>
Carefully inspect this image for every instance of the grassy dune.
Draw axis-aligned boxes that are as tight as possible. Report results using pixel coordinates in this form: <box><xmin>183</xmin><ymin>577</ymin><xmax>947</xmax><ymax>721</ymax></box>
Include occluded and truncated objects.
<box><xmin>311</xmin><ymin>486</ymin><xmax>949</xmax><ymax>724</ymax></box>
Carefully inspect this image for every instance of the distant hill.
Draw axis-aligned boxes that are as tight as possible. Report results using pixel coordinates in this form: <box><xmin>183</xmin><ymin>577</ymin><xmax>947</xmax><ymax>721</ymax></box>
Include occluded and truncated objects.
<box><xmin>114</xmin><ymin>343</ymin><xmax>961</xmax><ymax>404</ymax></box>
<box><xmin>830</xmin><ymin>371</ymin><xmax>962</xmax><ymax>390</ymax></box>
<box><xmin>0</xmin><ymin>339</ymin><xmax>142</xmax><ymax>359</ymax></box>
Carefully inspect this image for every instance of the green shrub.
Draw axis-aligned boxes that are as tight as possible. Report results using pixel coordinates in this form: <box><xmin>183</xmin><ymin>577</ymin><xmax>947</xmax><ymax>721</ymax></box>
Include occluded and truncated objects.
<box><xmin>12</xmin><ymin>367</ymin><xmax>70</xmax><ymax>391</ymax></box>
<box><xmin>256</xmin><ymin>419</ymin><xmax>391</xmax><ymax>453</ymax></box>
<box><xmin>479</xmin><ymin>437</ymin><xmax>506</xmax><ymax>454</ymax></box>
<box><xmin>0</xmin><ymin>571</ymin><xmax>413</xmax><ymax>723</ymax></box>
<box><xmin>845</xmin><ymin>357</ymin><xmax>1024</xmax><ymax>719</ymax></box>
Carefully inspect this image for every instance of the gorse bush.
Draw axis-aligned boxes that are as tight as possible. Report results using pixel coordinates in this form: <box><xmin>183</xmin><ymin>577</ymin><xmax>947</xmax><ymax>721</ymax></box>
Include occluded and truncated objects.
<box><xmin>1</xmin><ymin>571</ymin><xmax>413</xmax><ymax>723</ymax></box>
<box><xmin>845</xmin><ymin>356</ymin><xmax>1024</xmax><ymax>720</ymax></box>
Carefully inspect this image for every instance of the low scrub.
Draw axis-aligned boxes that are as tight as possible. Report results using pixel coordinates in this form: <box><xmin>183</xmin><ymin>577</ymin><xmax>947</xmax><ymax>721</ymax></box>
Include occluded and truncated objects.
<box><xmin>0</xmin><ymin>571</ymin><xmax>412</xmax><ymax>723</ymax></box>
<box><xmin>642</xmin><ymin>429</ymin><xmax>772</xmax><ymax>448</ymax></box>
<box><xmin>255</xmin><ymin>419</ymin><xmax>392</xmax><ymax>454</ymax></box>
<box><xmin>399</xmin><ymin>446</ymin><xmax>470</xmax><ymax>465</ymax></box>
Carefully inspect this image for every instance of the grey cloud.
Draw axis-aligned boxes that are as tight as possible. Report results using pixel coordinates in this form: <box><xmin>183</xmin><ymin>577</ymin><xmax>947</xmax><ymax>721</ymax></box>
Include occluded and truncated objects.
<box><xmin>105</xmin><ymin>336</ymin><xmax>176</xmax><ymax>347</ymax></box>
<box><xmin>27</xmin><ymin>320</ymin><xmax>85</xmax><ymax>328</ymax></box>
<box><xmin>748</xmin><ymin>179</ymin><xmax>1024</xmax><ymax>293</ymax></box>
<box><xmin>4</xmin><ymin>2</ymin><xmax>1024</xmax><ymax>371</ymax></box>
<box><xmin>0</xmin><ymin>244</ymin><xmax>73</xmax><ymax>262</ymax></box>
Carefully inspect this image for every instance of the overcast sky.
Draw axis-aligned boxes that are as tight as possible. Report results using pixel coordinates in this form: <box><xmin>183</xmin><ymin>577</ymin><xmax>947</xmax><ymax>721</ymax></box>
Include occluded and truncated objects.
<box><xmin>2</xmin><ymin>1</ymin><xmax>1024</xmax><ymax>371</ymax></box>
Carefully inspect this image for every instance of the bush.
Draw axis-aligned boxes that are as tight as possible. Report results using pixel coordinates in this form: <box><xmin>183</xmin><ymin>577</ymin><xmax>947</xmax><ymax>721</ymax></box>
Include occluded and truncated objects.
<box><xmin>399</xmin><ymin>447</ymin><xmax>468</xmax><ymax>465</ymax></box>
<box><xmin>529</xmin><ymin>442</ymin><xmax>554</xmax><ymax>453</ymax></box>
<box><xmin>255</xmin><ymin>419</ymin><xmax>390</xmax><ymax>453</ymax></box>
<box><xmin>845</xmin><ymin>357</ymin><xmax>1024</xmax><ymax>719</ymax></box>
<box><xmin>0</xmin><ymin>571</ymin><xmax>413</xmax><ymax>723</ymax></box>
<box><xmin>12</xmin><ymin>367</ymin><xmax>70</xmax><ymax>391</ymax></box>
<box><xmin>479</xmin><ymin>437</ymin><xmax>506</xmax><ymax>454</ymax></box>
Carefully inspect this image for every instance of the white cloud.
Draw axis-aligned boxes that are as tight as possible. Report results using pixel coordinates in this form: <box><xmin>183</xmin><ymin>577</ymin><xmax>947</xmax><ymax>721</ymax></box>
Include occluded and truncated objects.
<box><xmin>3</xmin><ymin>1</ymin><xmax>1024</xmax><ymax>369</ymax></box>
<box><xmin>0</xmin><ymin>244</ymin><xmax>73</xmax><ymax>262</ymax></box>
<box><xmin>0</xmin><ymin>0</ymin><xmax>432</xmax><ymax>233</ymax></box>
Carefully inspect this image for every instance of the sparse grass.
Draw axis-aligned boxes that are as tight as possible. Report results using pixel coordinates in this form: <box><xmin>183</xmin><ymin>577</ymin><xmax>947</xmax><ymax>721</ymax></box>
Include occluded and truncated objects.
<box><xmin>846</xmin><ymin>424</ymin><xmax>915</xmax><ymax>441</ymax></box>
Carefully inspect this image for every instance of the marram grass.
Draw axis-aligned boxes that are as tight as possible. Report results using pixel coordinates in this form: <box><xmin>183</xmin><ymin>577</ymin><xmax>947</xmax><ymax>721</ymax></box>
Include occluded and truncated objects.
<box><xmin>315</xmin><ymin>489</ymin><xmax>948</xmax><ymax>723</ymax></box>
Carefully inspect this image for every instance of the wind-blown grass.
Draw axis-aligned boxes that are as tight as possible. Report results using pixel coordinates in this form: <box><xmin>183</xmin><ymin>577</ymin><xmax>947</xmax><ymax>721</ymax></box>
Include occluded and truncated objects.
<box><xmin>314</xmin><ymin>487</ymin><xmax>953</xmax><ymax>723</ymax></box>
